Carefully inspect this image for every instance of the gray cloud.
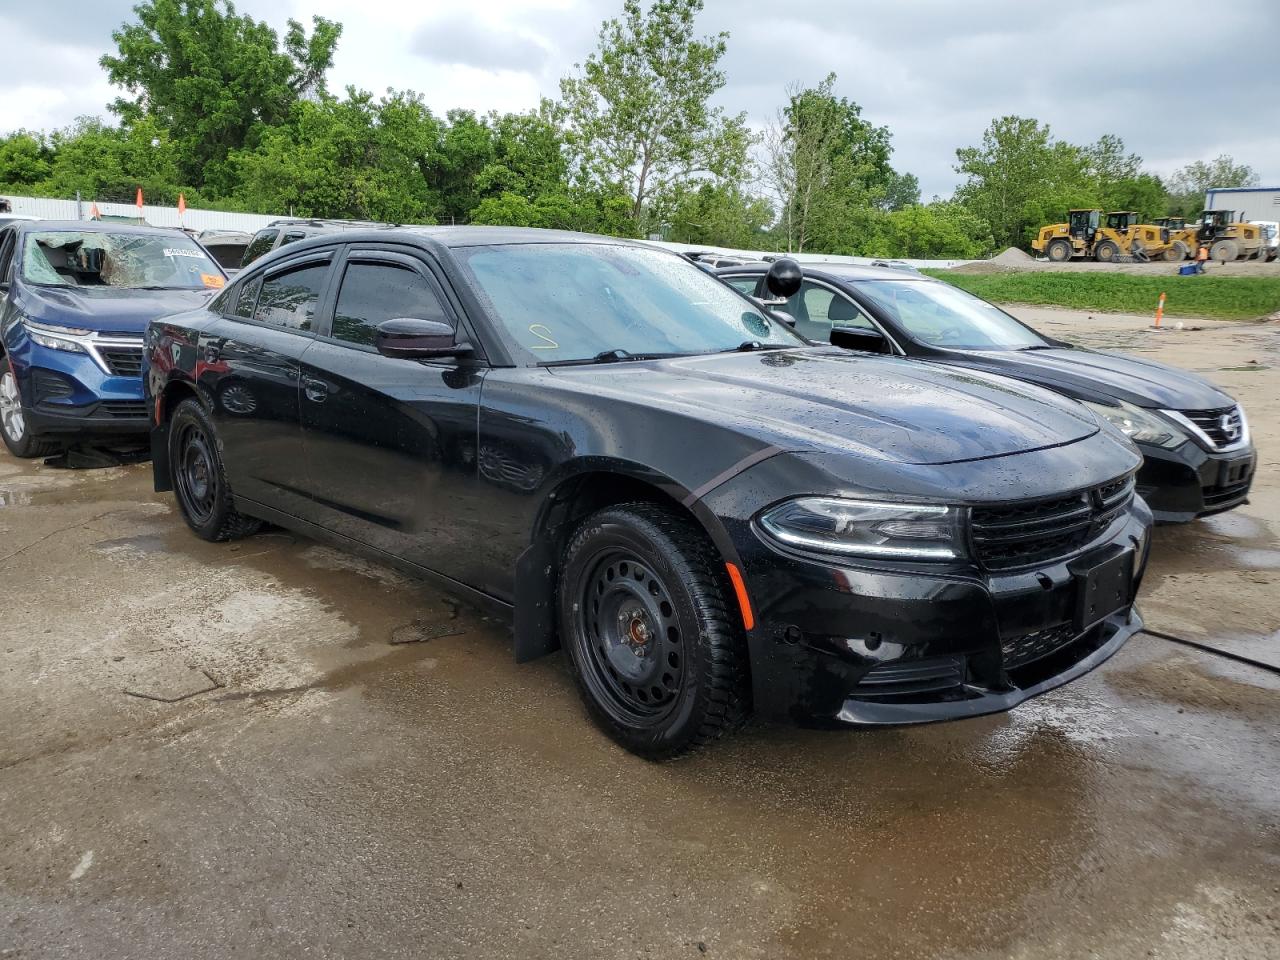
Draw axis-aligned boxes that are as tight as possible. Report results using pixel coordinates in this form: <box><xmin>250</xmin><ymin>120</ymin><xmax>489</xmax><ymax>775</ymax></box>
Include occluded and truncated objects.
<box><xmin>411</xmin><ymin>16</ymin><xmax>551</xmax><ymax>74</ymax></box>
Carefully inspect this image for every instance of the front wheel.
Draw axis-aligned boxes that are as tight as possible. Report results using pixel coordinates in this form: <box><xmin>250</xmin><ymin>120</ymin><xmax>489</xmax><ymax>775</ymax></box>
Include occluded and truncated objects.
<box><xmin>1210</xmin><ymin>239</ymin><xmax>1239</xmax><ymax>262</ymax></box>
<box><xmin>1046</xmin><ymin>239</ymin><xmax>1073</xmax><ymax>263</ymax></box>
<box><xmin>1163</xmin><ymin>241</ymin><xmax>1188</xmax><ymax>262</ymax></box>
<box><xmin>0</xmin><ymin>355</ymin><xmax>61</xmax><ymax>459</ymax></box>
<box><xmin>558</xmin><ymin>503</ymin><xmax>751</xmax><ymax>760</ymax></box>
<box><xmin>1094</xmin><ymin>240</ymin><xmax>1119</xmax><ymax>263</ymax></box>
<box><xmin>168</xmin><ymin>398</ymin><xmax>262</xmax><ymax>541</ymax></box>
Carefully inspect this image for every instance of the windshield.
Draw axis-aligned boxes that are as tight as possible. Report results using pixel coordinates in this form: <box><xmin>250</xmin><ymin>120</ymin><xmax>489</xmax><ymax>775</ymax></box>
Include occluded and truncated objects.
<box><xmin>455</xmin><ymin>243</ymin><xmax>802</xmax><ymax>364</ymax></box>
<box><xmin>22</xmin><ymin>231</ymin><xmax>225</xmax><ymax>290</ymax></box>
<box><xmin>856</xmin><ymin>279</ymin><xmax>1047</xmax><ymax>350</ymax></box>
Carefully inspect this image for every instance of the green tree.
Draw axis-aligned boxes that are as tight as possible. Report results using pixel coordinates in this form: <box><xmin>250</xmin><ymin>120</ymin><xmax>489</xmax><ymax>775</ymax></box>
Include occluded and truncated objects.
<box><xmin>879</xmin><ymin>171</ymin><xmax>920</xmax><ymax>212</ymax></box>
<box><xmin>663</xmin><ymin>182</ymin><xmax>772</xmax><ymax>247</ymax></box>
<box><xmin>0</xmin><ymin>132</ymin><xmax>51</xmax><ymax>186</ymax></box>
<box><xmin>474</xmin><ymin>101</ymin><xmax>569</xmax><ymax>204</ymax></box>
<box><xmin>101</xmin><ymin>0</ymin><xmax>341</xmax><ymax>191</ymax></box>
<box><xmin>1166</xmin><ymin>155</ymin><xmax>1260</xmax><ymax>216</ymax></box>
<box><xmin>763</xmin><ymin>74</ymin><xmax>900</xmax><ymax>252</ymax></box>
<box><xmin>37</xmin><ymin>117</ymin><xmax>183</xmax><ymax>203</ymax></box>
<box><xmin>559</xmin><ymin>0</ymin><xmax>751</xmax><ymax>232</ymax></box>
<box><xmin>869</xmin><ymin>202</ymin><xmax>994</xmax><ymax>259</ymax></box>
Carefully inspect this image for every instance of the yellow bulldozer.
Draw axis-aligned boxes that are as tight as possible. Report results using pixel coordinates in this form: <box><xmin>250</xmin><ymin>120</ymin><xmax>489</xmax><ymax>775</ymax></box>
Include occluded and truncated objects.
<box><xmin>1031</xmin><ymin>209</ymin><xmax>1173</xmax><ymax>263</ymax></box>
<box><xmin>1194</xmin><ymin>210</ymin><xmax>1265</xmax><ymax>261</ymax></box>
<box><xmin>1151</xmin><ymin>217</ymin><xmax>1200</xmax><ymax>262</ymax></box>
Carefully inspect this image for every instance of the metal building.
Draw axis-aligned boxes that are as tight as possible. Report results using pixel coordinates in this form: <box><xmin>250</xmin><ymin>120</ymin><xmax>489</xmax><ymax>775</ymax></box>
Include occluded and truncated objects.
<box><xmin>1203</xmin><ymin>186</ymin><xmax>1280</xmax><ymax>221</ymax></box>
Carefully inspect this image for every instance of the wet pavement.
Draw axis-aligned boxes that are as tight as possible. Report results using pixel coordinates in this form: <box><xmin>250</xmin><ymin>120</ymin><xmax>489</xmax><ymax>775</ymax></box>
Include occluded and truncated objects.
<box><xmin>1</xmin><ymin>310</ymin><xmax>1278</xmax><ymax>959</ymax></box>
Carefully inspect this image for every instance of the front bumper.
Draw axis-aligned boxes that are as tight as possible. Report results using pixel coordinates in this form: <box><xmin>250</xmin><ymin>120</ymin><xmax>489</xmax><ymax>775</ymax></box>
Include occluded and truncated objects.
<box><xmin>6</xmin><ymin>337</ymin><xmax>148</xmax><ymax>439</ymax></box>
<box><xmin>713</xmin><ymin>493</ymin><xmax>1152</xmax><ymax>728</ymax></box>
<box><xmin>1136</xmin><ymin>439</ymin><xmax>1255</xmax><ymax>522</ymax></box>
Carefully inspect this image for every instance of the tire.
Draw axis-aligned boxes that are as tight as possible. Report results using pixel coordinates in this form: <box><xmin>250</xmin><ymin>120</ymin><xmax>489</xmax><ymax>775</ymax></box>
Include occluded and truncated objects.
<box><xmin>558</xmin><ymin>503</ymin><xmax>751</xmax><ymax>760</ymax></box>
<box><xmin>168</xmin><ymin>397</ymin><xmax>262</xmax><ymax>541</ymax></box>
<box><xmin>0</xmin><ymin>355</ymin><xmax>62</xmax><ymax>459</ymax></box>
<box><xmin>1210</xmin><ymin>239</ymin><xmax>1238</xmax><ymax>262</ymax></box>
<box><xmin>1046</xmin><ymin>239</ymin><xmax>1072</xmax><ymax>263</ymax></box>
<box><xmin>1163</xmin><ymin>241</ymin><xmax>1188</xmax><ymax>262</ymax></box>
<box><xmin>1094</xmin><ymin>241</ymin><xmax>1119</xmax><ymax>263</ymax></box>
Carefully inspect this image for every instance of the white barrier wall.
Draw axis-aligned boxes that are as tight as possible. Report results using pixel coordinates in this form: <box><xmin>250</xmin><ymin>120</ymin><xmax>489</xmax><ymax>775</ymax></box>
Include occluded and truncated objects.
<box><xmin>2</xmin><ymin>195</ymin><xmax>281</xmax><ymax>233</ymax></box>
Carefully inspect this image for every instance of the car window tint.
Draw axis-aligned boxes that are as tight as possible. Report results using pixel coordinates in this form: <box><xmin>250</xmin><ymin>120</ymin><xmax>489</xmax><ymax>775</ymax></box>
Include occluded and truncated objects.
<box><xmin>253</xmin><ymin>263</ymin><xmax>326</xmax><ymax>331</ymax></box>
<box><xmin>242</xmin><ymin>230</ymin><xmax>278</xmax><ymax>266</ymax></box>
<box><xmin>232</xmin><ymin>275</ymin><xmax>263</xmax><ymax>317</ymax></box>
<box><xmin>332</xmin><ymin>262</ymin><xmax>446</xmax><ymax>346</ymax></box>
<box><xmin>0</xmin><ymin>229</ymin><xmax>15</xmax><ymax>283</ymax></box>
<box><xmin>723</xmin><ymin>276</ymin><xmax>758</xmax><ymax>295</ymax></box>
<box><xmin>280</xmin><ymin>231</ymin><xmax>307</xmax><ymax>247</ymax></box>
<box><xmin>783</xmin><ymin>281</ymin><xmax>874</xmax><ymax>342</ymax></box>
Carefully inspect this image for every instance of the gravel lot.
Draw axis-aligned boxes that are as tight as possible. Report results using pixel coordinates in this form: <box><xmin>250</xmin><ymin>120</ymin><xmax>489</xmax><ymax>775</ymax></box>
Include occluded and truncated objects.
<box><xmin>1</xmin><ymin>310</ymin><xmax>1277</xmax><ymax>959</ymax></box>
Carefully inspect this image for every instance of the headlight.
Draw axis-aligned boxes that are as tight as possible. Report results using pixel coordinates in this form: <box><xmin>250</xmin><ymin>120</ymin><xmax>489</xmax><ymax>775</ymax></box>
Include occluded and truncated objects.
<box><xmin>21</xmin><ymin>318</ymin><xmax>92</xmax><ymax>354</ymax></box>
<box><xmin>1081</xmin><ymin>400</ymin><xmax>1184</xmax><ymax>449</ymax></box>
<box><xmin>758</xmin><ymin>497</ymin><xmax>966</xmax><ymax>561</ymax></box>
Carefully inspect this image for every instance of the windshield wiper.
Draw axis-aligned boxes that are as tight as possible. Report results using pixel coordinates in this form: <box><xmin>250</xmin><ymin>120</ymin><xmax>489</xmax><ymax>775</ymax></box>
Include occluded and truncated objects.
<box><xmin>540</xmin><ymin>349</ymin><xmax>682</xmax><ymax>367</ymax></box>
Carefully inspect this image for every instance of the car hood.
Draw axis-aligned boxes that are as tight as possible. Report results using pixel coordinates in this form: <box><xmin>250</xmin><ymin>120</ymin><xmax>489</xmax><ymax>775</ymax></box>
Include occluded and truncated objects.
<box><xmin>16</xmin><ymin>284</ymin><xmax>215</xmax><ymax>335</ymax></box>
<box><xmin>931</xmin><ymin>346</ymin><xmax>1234</xmax><ymax>410</ymax></box>
<box><xmin>548</xmin><ymin>348</ymin><xmax>1100</xmax><ymax>466</ymax></box>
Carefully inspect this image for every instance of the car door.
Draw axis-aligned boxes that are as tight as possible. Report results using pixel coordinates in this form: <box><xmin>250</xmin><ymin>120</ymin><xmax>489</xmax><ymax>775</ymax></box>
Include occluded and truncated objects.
<box><xmin>780</xmin><ymin>279</ymin><xmax>896</xmax><ymax>352</ymax></box>
<box><xmin>201</xmin><ymin>249</ymin><xmax>335</xmax><ymax>516</ymax></box>
<box><xmin>297</xmin><ymin>245</ymin><xmax>487</xmax><ymax>584</ymax></box>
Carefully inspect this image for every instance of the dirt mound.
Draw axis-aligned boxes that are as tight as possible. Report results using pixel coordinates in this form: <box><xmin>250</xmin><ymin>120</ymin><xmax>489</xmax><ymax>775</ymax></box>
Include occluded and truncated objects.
<box><xmin>992</xmin><ymin>246</ymin><xmax>1034</xmax><ymax>264</ymax></box>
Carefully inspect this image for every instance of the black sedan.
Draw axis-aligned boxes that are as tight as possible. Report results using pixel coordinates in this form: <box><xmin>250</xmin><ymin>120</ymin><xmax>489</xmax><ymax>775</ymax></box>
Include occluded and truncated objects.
<box><xmin>718</xmin><ymin>262</ymin><xmax>1255</xmax><ymax>523</ymax></box>
<box><xmin>147</xmin><ymin>228</ymin><xmax>1150</xmax><ymax>758</ymax></box>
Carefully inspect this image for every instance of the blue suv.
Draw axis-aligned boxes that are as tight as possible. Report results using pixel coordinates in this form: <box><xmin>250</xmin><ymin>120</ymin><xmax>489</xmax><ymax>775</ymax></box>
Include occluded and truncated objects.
<box><xmin>0</xmin><ymin>220</ymin><xmax>225</xmax><ymax>458</ymax></box>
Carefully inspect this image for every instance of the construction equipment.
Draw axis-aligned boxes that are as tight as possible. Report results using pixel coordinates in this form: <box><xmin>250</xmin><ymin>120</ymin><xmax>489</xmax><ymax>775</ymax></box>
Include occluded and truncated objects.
<box><xmin>1196</xmin><ymin>210</ymin><xmax>1266</xmax><ymax>261</ymax></box>
<box><xmin>1152</xmin><ymin>217</ymin><xmax>1199</xmax><ymax>261</ymax></box>
<box><xmin>1031</xmin><ymin>209</ymin><xmax>1172</xmax><ymax>263</ymax></box>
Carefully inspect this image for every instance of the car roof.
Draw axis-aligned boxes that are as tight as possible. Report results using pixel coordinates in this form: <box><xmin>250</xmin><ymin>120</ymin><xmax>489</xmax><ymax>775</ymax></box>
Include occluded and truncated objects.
<box><xmin>251</xmin><ymin>224</ymin><xmax>648</xmax><ymax>258</ymax></box>
<box><xmin>714</xmin><ymin>261</ymin><xmax>931</xmax><ymax>283</ymax></box>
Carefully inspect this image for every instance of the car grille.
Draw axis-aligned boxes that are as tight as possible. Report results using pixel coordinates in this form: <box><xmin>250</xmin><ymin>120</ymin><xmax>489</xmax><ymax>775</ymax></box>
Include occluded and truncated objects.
<box><xmin>98</xmin><ymin>400</ymin><xmax>148</xmax><ymax>418</ymax></box>
<box><xmin>1179</xmin><ymin>405</ymin><xmax>1244</xmax><ymax>449</ymax></box>
<box><xmin>1001</xmin><ymin>622</ymin><xmax>1077</xmax><ymax>670</ymax></box>
<box><xmin>852</xmin><ymin>655</ymin><xmax>966</xmax><ymax>698</ymax></box>
<box><xmin>100</xmin><ymin>347</ymin><xmax>144</xmax><ymax>377</ymax></box>
<box><xmin>1203</xmin><ymin>480</ymin><xmax>1251</xmax><ymax>508</ymax></box>
<box><xmin>970</xmin><ymin>475</ymin><xmax>1135</xmax><ymax>570</ymax></box>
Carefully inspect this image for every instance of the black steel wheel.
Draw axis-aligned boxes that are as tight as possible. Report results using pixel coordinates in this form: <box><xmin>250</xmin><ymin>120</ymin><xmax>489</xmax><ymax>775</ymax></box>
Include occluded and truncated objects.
<box><xmin>559</xmin><ymin>503</ymin><xmax>750</xmax><ymax>760</ymax></box>
<box><xmin>168</xmin><ymin>398</ymin><xmax>262</xmax><ymax>541</ymax></box>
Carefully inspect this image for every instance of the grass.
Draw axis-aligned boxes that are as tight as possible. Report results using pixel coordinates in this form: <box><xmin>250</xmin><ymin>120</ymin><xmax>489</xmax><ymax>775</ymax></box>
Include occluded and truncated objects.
<box><xmin>920</xmin><ymin>270</ymin><xmax>1280</xmax><ymax>321</ymax></box>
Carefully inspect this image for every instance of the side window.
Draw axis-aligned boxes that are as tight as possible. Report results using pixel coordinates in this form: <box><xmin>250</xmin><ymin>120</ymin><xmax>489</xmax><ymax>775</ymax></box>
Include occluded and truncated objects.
<box><xmin>253</xmin><ymin>262</ymin><xmax>327</xmax><ymax>331</ymax></box>
<box><xmin>232</xmin><ymin>275</ymin><xmax>263</xmax><ymax>318</ymax></box>
<box><xmin>279</xmin><ymin>231</ymin><xmax>307</xmax><ymax>248</ymax></box>
<box><xmin>0</xmin><ymin>229</ymin><xmax>15</xmax><ymax>284</ymax></box>
<box><xmin>784</xmin><ymin>281</ymin><xmax>873</xmax><ymax>342</ymax></box>
<box><xmin>723</xmin><ymin>276</ymin><xmax>759</xmax><ymax>296</ymax></box>
<box><xmin>331</xmin><ymin>261</ymin><xmax>447</xmax><ymax>346</ymax></box>
<box><xmin>241</xmin><ymin>229</ymin><xmax>278</xmax><ymax>266</ymax></box>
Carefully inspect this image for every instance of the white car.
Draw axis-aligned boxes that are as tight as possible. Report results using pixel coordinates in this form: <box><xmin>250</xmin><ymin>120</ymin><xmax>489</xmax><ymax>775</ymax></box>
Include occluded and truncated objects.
<box><xmin>1254</xmin><ymin>220</ymin><xmax>1279</xmax><ymax>261</ymax></box>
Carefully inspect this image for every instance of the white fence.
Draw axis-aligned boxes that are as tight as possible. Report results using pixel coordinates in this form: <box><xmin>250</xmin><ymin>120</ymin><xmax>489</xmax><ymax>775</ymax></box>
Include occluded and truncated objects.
<box><xmin>637</xmin><ymin>239</ymin><xmax>977</xmax><ymax>270</ymax></box>
<box><xmin>2</xmin><ymin>194</ymin><xmax>281</xmax><ymax>233</ymax></box>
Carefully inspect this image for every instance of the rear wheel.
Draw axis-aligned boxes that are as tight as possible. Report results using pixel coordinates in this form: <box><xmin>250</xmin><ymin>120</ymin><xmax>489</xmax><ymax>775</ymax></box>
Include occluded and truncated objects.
<box><xmin>558</xmin><ymin>503</ymin><xmax>751</xmax><ymax>760</ymax></box>
<box><xmin>1210</xmin><ymin>239</ymin><xmax>1239</xmax><ymax>262</ymax></box>
<box><xmin>1046</xmin><ymin>239</ymin><xmax>1073</xmax><ymax>263</ymax></box>
<box><xmin>1163</xmin><ymin>240</ymin><xmax>1189</xmax><ymax>262</ymax></box>
<box><xmin>1094</xmin><ymin>240</ymin><xmax>1119</xmax><ymax>263</ymax></box>
<box><xmin>0</xmin><ymin>356</ymin><xmax>61</xmax><ymax>459</ymax></box>
<box><xmin>168</xmin><ymin>398</ymin><xmax>262</xmax><ymax>541</ymax></box>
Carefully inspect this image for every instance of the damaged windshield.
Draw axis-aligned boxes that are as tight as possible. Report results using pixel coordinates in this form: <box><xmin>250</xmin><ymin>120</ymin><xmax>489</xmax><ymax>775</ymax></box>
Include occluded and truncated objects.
<box><xmin>21</xmin><ymin>231</ymin><xmax>224</xmax><ymax>290</ymax></box>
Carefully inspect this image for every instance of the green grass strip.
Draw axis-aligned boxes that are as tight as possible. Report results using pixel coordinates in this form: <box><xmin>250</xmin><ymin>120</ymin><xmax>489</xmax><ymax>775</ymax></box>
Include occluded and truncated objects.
<box><xmin>921</xmin><ymin>270</ymin><xmax>1280</xmax><ymax>321</ymax></box>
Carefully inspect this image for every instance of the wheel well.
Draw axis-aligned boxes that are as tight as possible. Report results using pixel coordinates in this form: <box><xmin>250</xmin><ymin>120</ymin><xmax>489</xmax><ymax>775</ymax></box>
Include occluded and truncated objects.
<box><xmin>151</xmin><ymin>379</ymin><xmax>203</xmax><ymax>492</ymax></box>
<box><xmin>513</xmin><ymin>470</ymin><xmax>731</xmax><ymax>663</ymax></box>
<box><xmin>160</xmin><ymin>379</ymin><xmax>201</xmax><ymax>422</ymax></box>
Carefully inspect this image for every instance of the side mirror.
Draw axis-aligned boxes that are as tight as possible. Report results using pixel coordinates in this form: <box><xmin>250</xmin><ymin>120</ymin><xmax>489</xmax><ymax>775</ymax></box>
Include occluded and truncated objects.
<box><xmin>375</xmin><ymin>317</ymin><xmax>472</xmax><ymax>360</ymax></box>
<box><xmin>831</xmin><ymin>327</ymin><xmax>889</xmax><ymax>353</ymax></box>
<box><xmin>764</xmin><ymin>257</ymin><xmax>802</xmax><ymax>299</ymax></box>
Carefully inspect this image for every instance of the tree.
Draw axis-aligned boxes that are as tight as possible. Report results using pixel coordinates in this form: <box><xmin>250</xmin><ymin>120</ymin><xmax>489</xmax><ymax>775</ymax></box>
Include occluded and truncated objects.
<box><xmin>101</xmin><ymin>0</ymin><xmax>341</xmax><ymax>191</ymax></box>
<box><xmin>868</xmin><ymin>202</ymin><xmax>993</xmax><ymax>260</ymax></box>
<box><xmin>763</xmin><ymin>74</ymin><xmax>899</xmax><ymax>253</ymax></box>
<box><xmin>663</xmin><ymin>182</ymin><xmax>772</xmax><ymax>247</ymax></box>
<box><xmin>0</xmin><ymin>132</ymin><xmax>51</xmax><ymax>186</ymax></box>
<box><xmin>879</xmin><ymin>171</ymin><xmax>920</xmax><ymax>212</ymax></box>
<box><xmin>1166</xmin><ymin>155</ymin><xmax>1260</xmax><ymax>216</ymax></box>
<box><xmin>559</xmin><ymin>0</ymin><xmax>751</xmax><ymax>232</ymax></box>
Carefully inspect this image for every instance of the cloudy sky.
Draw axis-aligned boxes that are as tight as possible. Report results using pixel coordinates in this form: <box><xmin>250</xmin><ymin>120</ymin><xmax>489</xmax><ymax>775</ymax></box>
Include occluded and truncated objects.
<box><xmin>2</xmin><ymin>0</ymin><xmax>1277</xmax><ymax>199</ymax></box>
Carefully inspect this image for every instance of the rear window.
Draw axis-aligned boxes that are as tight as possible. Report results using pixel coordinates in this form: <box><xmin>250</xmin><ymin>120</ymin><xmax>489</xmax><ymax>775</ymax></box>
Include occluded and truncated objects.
<box><xmin>241</xmin><ymin>229</ymin><xmax>278</xmax><ymax>266</ymax></box>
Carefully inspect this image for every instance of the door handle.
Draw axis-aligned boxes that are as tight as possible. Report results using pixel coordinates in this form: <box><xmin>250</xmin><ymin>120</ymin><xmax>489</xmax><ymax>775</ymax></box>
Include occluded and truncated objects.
<box><xmin>302</xmin><ymin>377</ymin><xmax>329</xmax><ymax>403</ymax></box>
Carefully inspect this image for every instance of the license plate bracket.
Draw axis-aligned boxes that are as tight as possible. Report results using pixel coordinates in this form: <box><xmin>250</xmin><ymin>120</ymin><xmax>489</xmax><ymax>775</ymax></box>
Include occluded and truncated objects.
<box><xmin>1071</xmin><ymin>549</ymin><xmax>1133</xmax><ymax>632</ymax></box>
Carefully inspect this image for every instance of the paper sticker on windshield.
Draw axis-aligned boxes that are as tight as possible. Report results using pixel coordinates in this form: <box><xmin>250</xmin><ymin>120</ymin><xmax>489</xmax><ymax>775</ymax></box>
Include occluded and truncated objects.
<box><xmin>201</xmin><ymin>273</ymin><xmax>225</xmax><ymax>289</ymax></box>
<box><xmin>165</xmin><ymin>248</ymin><xmax>205</xmax><ymax>258</ymax></box>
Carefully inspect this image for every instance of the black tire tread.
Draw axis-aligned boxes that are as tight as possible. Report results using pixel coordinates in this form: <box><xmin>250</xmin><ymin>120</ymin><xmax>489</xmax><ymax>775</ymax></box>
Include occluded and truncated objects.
<box><xmin>170</xmin><ymin>398</ymin><xmax>263</xmax><ymax>542</ymax></box>
<box><xmin>560</xmin><ymin>501</ymin><xmax>751</xmax><ymax>760</ymax></box>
